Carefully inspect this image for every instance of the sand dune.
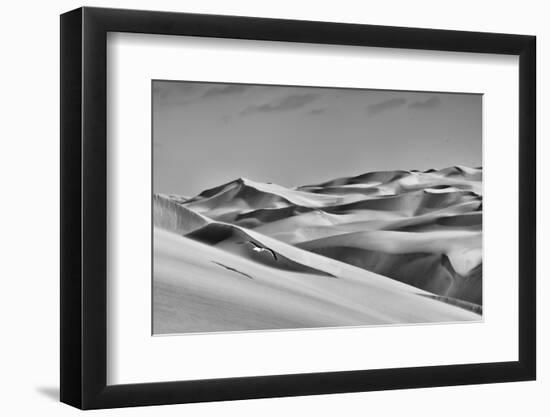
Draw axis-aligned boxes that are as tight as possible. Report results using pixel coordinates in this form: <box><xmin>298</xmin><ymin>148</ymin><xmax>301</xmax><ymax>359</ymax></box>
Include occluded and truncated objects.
<box><xmin>154</xmin><ymin>166</ymin><xmax>483</xmax><ymax>333</ymax></box>
<box><xmin>154</xmin><ymin>228</ymin><xmax>480</xmax><ymax>334</ymax></box>
<box><xmin>186</xmin><ymin>222</ymin><xmax>334</xmax><ymax>277</ymax></box>
<box><xmin>299</xmin><ymin>166</ymin><xmax>482</xmax><ymax>196</ymax></box>
<box><xmin>297</xmin><ymin>230</ymin><xmax>482</xmax><ymax>304</ymax></box>
<box><xmin>153</xmin><ymin>194</ymin><xmax>211</xmax><ymax>235</ymax></box>
<box><xmin>184</xmin><ymin>177</ymin><xmax>357</xmax><ymax>221</ymax></box>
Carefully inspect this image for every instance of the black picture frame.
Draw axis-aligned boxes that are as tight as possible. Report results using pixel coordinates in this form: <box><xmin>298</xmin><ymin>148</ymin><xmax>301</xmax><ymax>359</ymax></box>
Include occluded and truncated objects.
<box><xmin>60</xmin><ymin>6</ymin><xmax>536</xmax><ymax>410</ymax></box>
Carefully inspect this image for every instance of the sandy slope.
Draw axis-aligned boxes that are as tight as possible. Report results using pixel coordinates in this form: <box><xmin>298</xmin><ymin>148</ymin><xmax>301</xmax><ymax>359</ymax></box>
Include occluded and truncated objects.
<box><xmin>153</xmin><ymin>228</ymin><xmax>480</xmax><ymax>334</ymax></box>
<box><xmin>153</xmin><ymin>194</ymin><xmax>211</xmax><ymax>235</ymax></box>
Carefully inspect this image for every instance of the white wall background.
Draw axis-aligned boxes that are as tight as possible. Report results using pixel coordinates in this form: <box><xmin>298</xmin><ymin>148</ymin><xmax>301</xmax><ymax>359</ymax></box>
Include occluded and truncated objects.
<box><xmin>0</xmin><ymin>0</ymin><xmax>545</xmax><ymax>415</ymax></box>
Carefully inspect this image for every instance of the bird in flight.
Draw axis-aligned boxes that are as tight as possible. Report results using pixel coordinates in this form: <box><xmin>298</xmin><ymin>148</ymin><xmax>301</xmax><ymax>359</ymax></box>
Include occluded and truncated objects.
<box><xmin>237</xmin><ymin>240</ymin><xmax>278</xmax><ymax>260</ymax></box>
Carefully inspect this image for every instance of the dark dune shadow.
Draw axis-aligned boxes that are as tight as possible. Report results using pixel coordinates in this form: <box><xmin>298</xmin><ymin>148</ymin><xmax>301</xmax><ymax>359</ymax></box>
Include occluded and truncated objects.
<box><xmin>186</xmin><ymin>223</ymin><xmax>336</xmax><ymax>277</ymax></box>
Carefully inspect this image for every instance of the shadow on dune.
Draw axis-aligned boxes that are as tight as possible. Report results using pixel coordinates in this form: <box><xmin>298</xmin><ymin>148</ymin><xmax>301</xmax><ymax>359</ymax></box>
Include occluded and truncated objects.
<box><xmin>297</xmin><ymin>245</ymin><xmax>482</xmax><ymax>305</ymax></box>
<box><xmin>186</xmin><ymin>223</ymin><xmax>335</xmax><ymax>277</ymax></box>
<box><xmin>234</xmin><ymin>205</ymin><xmax>313</xmax><ymax>227</ymax></box>
<box><xmin>227</xmin><ymin>190</ymin><xmax>480</xmax><ymax>231</ymax></box>
<box><xmin>185</xmin><ymin>178</ymin><xmax>295</xmax><ymax>216</ymax></box>
<box><xmin>418</xmin><ymin>293</ymin><xmax>482</xmax><ymax>315</ymax></box>
<box><xmin>323</xmin><ymin>189</ymin><xmax>480</xmax><ymax>216</ymax></box>
<box><xmin>310</xmin><ymin>170</ymin><xmax>411</xmax><ymax>188</ymax></box>
<box><xmin>387</xmin><ymin>211</ymin><xmax>482</xmax><ymax>232</ymax></box>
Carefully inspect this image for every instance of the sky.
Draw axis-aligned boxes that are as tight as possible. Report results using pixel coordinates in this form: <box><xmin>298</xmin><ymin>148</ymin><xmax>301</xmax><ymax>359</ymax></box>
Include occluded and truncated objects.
<box><xmin>153</xmin><ymin>80</ymin><xmax>482</xmax><ymax>196</ymax></box>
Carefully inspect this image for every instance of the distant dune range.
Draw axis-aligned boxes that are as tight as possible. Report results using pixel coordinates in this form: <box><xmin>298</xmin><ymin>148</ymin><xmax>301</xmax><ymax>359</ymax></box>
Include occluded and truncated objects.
<box><xmin>153</xmin><ymin>166</ymin><xmax>482</xmax><ymax>334</ymax></box>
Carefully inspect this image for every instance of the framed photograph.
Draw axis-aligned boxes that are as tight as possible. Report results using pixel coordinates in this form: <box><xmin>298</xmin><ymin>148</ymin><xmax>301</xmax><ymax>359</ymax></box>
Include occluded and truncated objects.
<box><xmin>60</xmin><ymin>7</ymin><xmax>536</xmax><ymax>409</ymax></box>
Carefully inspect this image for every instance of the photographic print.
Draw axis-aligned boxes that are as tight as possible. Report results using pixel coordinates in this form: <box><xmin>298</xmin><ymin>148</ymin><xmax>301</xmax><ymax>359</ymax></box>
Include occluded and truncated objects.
<box><xmin>152</xmin><ymin>81</ymin><xmax>482</xmax><ymax>335</ymax></box>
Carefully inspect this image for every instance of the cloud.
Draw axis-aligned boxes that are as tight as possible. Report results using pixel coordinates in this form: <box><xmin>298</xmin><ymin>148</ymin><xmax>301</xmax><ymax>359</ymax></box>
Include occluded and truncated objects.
<box><xmin>367</xmin><ymin>98</ymin><xmax>406</xmax><ymax>116</ymax></box>
<box><xmin>202</xmin><ymin>84</ymin><xmax>249</xmax><ymax>98</ymax></box>
<box><xmin>408</xmin><ymin>96</ymin><xmax>442</xmax><ymax>109</ymax></box>
<box><xmin>242</xmin><ymin>93</ymin><xmax>320</xmax><ymax>115</ymax></box>
<box><xmin>152</xmin><ymin>81</ymin><xmax>203</xmax><ymax>106</ymax></box>
<box><xmin>309</xmin><ymin>108</ymin><xmax>326</xmax><ymax>115</ymax></box>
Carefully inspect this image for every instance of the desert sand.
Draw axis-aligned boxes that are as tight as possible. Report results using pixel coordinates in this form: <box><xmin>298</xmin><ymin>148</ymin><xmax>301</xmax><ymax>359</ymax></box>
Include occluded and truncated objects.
<box><xmin>153</xmin><ymin>166</ymin><xmax>483</xmax><ymax>334</ymax></box>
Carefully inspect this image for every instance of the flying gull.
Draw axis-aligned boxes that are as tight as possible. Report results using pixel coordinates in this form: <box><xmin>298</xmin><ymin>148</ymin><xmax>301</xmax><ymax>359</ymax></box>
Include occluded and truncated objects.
<box><xmin>237</xmin><ymin>240</ymin><xmax>278</xmax><ymax>260</ymax></box>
